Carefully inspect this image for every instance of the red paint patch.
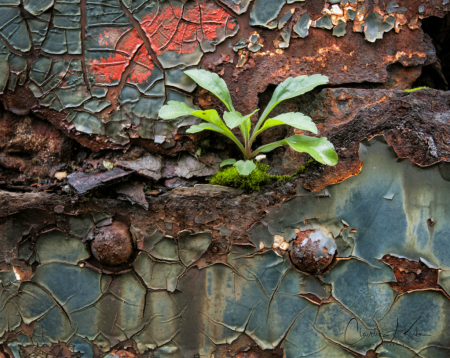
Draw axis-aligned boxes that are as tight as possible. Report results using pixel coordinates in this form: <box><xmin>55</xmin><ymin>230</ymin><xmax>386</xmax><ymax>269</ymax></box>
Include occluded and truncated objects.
<box><xmin>116</xmin><ymin>29</ymin><xmax>143</xmax><ymax>56</ymax></box>
<box><xmin>128</xmin><ymin>47</ymin><xmax>155</xmax><ymax>84</ymax></box>
<box><xmin>88</xmin><ymin>53</ymin><xmax>130</xmax><ymax>85</ymax></box>
<box><xmin>140</xmin><ymin>3</ymin><xmax>183</xmax><ymax>54</ymax></box>
<box><xmin>200</xmin><ymin>1</ymin><xmax>237</xmax><ymax>40</ymax></box>
<box><xmin>140</xmin><ymin>0</ymin><xmax>237</xmax><ymax>55</ymax></box>
<box><xmin>88</xmin><ymin>28</ymin><xmax>144</xmax><ymax>85</ymax></box>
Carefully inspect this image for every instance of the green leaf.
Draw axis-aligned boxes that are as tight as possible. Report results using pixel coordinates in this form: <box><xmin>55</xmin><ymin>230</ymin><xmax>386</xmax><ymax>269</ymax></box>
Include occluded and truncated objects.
<box><xmin>220</xmin><ymin>159</ymin><xmax>236</xmax><ymax>167</ymax></box>
<box><xmin>192</xmin><ymin>109</ymin><xmax>225</xmax><ymax>127</ymax></box>
<box><xmin>260</xmin><ymin>113</ymin><xmax>317</xmax><ymax>134</ymax></box>
<box><xmin>186</xmin><ymin>122</ymin><xmax>226</xmax><ymax>134</ymax></box>
<box><xmin>103</xmin><ymin>160</ymin><xmax>114</xmax><ymax>171</ymax></box>
<box><xmin>223</xmin><ymin>109</ymin><xmax>259</xmax><ymax>129</ymax></box>
<box><xmin>285</xmin><ymin>135</ymin><xmax>338</xmax><ymax>166</ymax></box>
<box><xmin>252</xmin><ymin>139</ymin><xmax>287</xmax><ymax>156</ymax></box>
<box><xmin>158</xmin><ymin>101</ymin><xmax>195</xmax><ymax>119</ymax></box>
<box><xmin>234</xmin><ymin>160</ymin><xmax>257</xmax><ymax>176</ymax></box>
<box><xmin>255</xmin><ymin>74</ymin><xmax>328</xmax><ymax>132</ymax></box>
<box><xmin>239</xmin><ymin>116</ymin><xmax>251</xmax><ymax>143</ymax></box>
<box><xmin>185</xmin><ymin>69</ymin><xmax>234</xmax><ymax>111</ymax></box>
<box><xmin>189</xmin><ymin>110</ymin><xmax>246</xmax><ymax>154</ymax></box>
<box><xmin>159</xmin><ymin>103</ymin><xmax>225</xmax><ymax>128</ymax></box>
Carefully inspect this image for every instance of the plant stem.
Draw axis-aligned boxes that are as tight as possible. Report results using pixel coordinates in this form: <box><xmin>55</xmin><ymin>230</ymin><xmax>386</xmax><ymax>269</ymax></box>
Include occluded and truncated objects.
<box><xmin>244</xmin><ymin>135</ymin><xmax>251</xmax><ymax>160</ymax></box>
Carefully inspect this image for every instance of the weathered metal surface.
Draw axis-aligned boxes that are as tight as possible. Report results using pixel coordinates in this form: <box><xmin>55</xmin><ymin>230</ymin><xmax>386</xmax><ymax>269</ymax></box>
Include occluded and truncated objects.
<box><xmin>1</xmin><ymin>1</ymin><xmax>450</xmax><ymax>357</ymax></box>
<box><xmin>264</xmin><ymin>88</ymin><xmax>450</xmax><ymax>191</ymax></box>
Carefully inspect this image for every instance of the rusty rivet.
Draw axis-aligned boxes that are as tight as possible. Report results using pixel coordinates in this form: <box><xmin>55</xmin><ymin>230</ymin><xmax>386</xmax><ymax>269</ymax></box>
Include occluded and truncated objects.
<box><xmin>54</xmin><ymin>205</ymin><xmax>64</xmax><ymax>214</ymax></box>
<box><xmin>290</xmin><ymin>229</ymin><xmax>337</xmax><ymax>275</ymax></box>
<box><xmin>91</xmin><ymin>222</ymin><xmax>133</xmax><ymax>266</ymax></box>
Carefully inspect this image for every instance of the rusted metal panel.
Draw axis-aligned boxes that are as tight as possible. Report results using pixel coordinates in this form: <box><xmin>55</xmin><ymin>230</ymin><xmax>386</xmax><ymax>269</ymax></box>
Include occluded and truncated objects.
<box><xmin>1</xmin><ymin>1</ymin><xmax>450</xmax><ymax>357</ymax></box>
<box><xmin>1</xmin><ymin>139</ymin><xmax>450</xmax><ymax>357</ymax></box>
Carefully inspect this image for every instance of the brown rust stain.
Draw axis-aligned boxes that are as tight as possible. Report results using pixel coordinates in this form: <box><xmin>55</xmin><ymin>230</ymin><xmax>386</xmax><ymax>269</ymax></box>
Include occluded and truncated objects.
<box><xmin>214</xmin><ymin>334</ymin><xmax>284</xmax><ymax>358</ymax></box>
<box><xmin>381</xmin><ymin>254</ymin><xmax>440</xmax><ymax>295</ymax></box>
<box><xmin>202</xmin><ymin>24</ymin><xmax>433</xmax><ymax>115</ymax></box>
<box><xmin>356</xmin><ymin>350</ymin><xmax>378</xmax><ymax>358</ymax></box>
<box><xmin>299</xmin><ymin>293</ymin><xmax>323</xmax><ymax>305</ymax></box>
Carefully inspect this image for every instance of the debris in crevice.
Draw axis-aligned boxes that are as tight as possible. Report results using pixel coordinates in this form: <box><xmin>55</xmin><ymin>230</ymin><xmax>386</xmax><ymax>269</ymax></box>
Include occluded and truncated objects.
<box><xmin>117</xmin><ymin>182</ymin><xmax>149</xmax><ymax>210</ymax></box>
<box><xmin>115</xmin><ymin>154</ymin><xmax>163</xmax><ymax>181</ymax></box>
<box><xmin>67</xmin><ymin>168</ymin><xmax>133</xmax><ymax>195</ymax></box>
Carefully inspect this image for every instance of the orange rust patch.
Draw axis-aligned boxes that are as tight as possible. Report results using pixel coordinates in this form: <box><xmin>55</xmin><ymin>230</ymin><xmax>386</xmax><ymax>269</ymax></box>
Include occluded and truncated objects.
<box><xmin>302</xmin><ymin>154</ymin><xmax>363</xmax><ymax>192</ymax></box>
<box><xmin>381</xmin><ymin>254</ymin><xmax>439</xmax><ymax>295</ymax></box>
<box><xmin>106</xmin><ymin>350</ymin><xmax>136</xmax><ymax>358</ymax></box>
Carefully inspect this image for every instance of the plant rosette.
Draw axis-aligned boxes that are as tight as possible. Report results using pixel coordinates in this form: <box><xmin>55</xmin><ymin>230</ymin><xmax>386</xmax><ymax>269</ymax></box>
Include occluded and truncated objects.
<box><xmin>159</xmin><ymin>69</ymin><xmax>338</xmax><ymax>176</ymax></box>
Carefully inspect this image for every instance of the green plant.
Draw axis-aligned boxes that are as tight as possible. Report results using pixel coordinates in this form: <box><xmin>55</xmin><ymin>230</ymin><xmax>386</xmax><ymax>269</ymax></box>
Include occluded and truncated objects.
<box><xmin>404</xmin><ymin>86</ymin><xmax>431</xmax><ymax>92</ymax></box>
<box><xmin>158</xmin><ymin>69</ymin><xmax>337</xmax><ymax>175</ymax></box>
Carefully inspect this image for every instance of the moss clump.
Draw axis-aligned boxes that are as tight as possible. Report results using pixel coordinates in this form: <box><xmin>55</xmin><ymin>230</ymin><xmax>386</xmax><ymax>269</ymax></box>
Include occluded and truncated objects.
<box><xmin>209</xmin><ymin>163</ymin><xmax>289</xmax><ymax>193</ymax></box>
<box><xmin>209</xmin><ymin>159</ymin><xmax>314</xmax><ymax>193</ymax></box>
<box><xmin>404</xmin><ymin>86</ymin><xmax>431</xmax><ymax>92</ymax></box>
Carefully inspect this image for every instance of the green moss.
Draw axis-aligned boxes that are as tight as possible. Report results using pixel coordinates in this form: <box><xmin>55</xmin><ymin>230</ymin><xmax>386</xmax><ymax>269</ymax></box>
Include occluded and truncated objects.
<box><xmin>293</xmin><ymin>158</ymin><xmax>314</xmax><ymax>175</ymax></box>
<box><xmin>209</xmin><ymin>159</ymin><xmax>314</xmax><ymax>193</ymax></box>
<box><xmin>404</xmin><ymin>86</ymin><xmax>431</xmax><ymax>93</ymax></box>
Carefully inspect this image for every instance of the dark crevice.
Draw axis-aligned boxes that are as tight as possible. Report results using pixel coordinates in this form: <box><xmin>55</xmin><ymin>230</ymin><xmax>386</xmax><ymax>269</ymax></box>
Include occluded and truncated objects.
<box><xmin>79</xmin><ymin>0</ymin><xmax>91</xmax><ymax>91</ymax></box>
<box><xmin>419</xmin><ymin>14</ymin><xmax>450</xmax><ymax>90</ymax></box>
<box><xmin>411</xmin><ymin>64</ymin><xmax>448</xmax><ymax>90</ymax></box>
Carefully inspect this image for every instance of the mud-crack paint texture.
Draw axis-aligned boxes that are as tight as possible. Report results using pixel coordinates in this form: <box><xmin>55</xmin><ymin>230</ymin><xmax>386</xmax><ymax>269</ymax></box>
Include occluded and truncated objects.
<box><xmin>0</xmin><ymin>0</ymin><xmax>239</xmax><ymax>148</ymax></box>
<box><xmin>0</xmin><ymin>0</ymin><xmax>448</xmax><ymax>151</ymax></box>
<box><xmin>2</xmin><ymin>138</ymin><xmax>450</xmax><ymax>357</ymax></box>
